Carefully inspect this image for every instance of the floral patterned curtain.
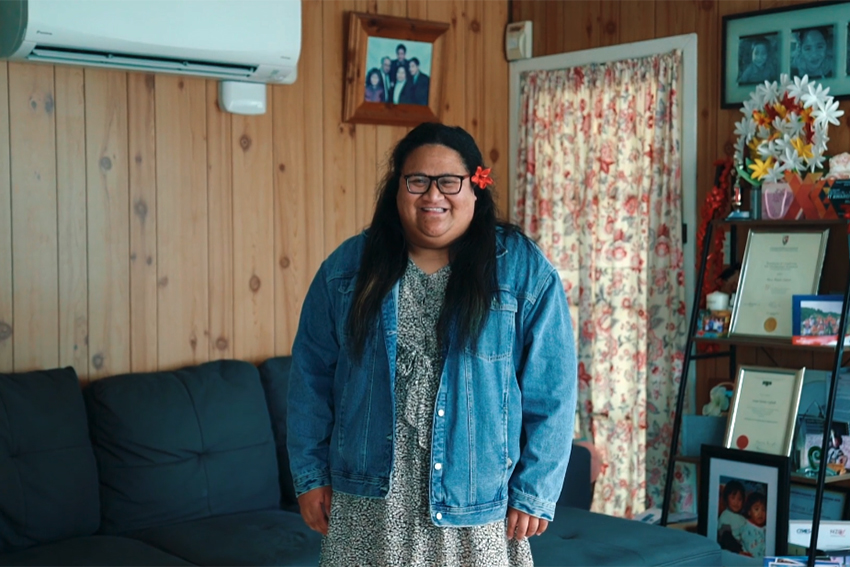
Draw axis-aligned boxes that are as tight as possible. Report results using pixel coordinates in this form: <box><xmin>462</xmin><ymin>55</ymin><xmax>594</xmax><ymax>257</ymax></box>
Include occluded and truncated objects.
<box><xmin>513</xmin><ymin>51</ymin><xmax>690</xmax><ymax>517</ymax></box>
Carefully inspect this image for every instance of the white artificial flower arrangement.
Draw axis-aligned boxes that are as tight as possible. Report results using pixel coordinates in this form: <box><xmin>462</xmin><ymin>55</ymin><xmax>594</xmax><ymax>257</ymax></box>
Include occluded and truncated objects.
<box><xmin>734</xmin><ymin>74</ymin><xmax>844</xmax><ymax>185</ymax></box>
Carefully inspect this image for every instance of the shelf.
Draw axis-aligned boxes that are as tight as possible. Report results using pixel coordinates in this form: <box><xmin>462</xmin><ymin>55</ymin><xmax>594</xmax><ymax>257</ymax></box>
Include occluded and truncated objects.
<box><xmin>792</xmin><ymin>472</ymin><xmax>850</xmax><ymax>488</ymax></box>
<box><xmin>674</xmin><ymin>455</ymin><xmax>701</xmax><ymax>465</ymax></box>
<box><xmin>694</xmin><ymin>336</ymin><xmax>842</xmax><ymax>352</ymax></box>
<box><xmin>716</xmin><ymin>218</ymin><xmax>849</xmax><ymax>228</ymax></box>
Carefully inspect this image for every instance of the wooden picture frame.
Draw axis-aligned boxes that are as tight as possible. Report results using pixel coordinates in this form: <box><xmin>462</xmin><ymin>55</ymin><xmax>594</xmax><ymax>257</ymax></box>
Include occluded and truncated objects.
<box><xmin>722</xmin><ymin>1</ymin><xmax>850</xmax><ymax>108</ymax></box>
<box><xmin>343</xmin><ymin>12</ymin><xmax>449</xmax><ymax>126</ymax></box>
<box><xmin>698</xmin><ymin>445</ymin><xmax>790</xmax><ymax>558</ymax></box>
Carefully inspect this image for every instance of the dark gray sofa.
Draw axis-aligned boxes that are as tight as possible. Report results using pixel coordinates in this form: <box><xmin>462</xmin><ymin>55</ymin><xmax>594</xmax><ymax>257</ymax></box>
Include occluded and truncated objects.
<box><xmin>0</xmin><ymin>358</ymin><xmax>722</xmax><ymax>566</ymax></box>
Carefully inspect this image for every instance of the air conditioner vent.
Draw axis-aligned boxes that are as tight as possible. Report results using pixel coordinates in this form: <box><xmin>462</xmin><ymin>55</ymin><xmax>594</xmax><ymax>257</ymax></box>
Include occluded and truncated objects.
<box><xmin>29</xmin><ymin>45</ymin><xmax>257</xmax><ymax>78</ymax></box>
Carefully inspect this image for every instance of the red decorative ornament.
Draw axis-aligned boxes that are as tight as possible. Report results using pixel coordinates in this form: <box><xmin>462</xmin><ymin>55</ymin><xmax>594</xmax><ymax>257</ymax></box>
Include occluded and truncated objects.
<box><xmin>696</xmin><ymin>159</ymin><xmax>733</xmax><ymax>308</ymax></box>
<box><xmin>471</xmin><ymin>166</ymin><xmax>494</xmax><ymax>189</ymax></box>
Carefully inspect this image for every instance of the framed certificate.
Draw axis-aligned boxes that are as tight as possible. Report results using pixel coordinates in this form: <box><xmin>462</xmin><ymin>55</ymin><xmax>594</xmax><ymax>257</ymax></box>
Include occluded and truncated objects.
<box><xmin>729</xmin><ymin>230</ymin><xmax>828</xmax><ymax>338</ymax></box>
<box><xmin>725</xmin><ymin>366</ymin><xmax>806</xmax><ymax>456</ymax></box>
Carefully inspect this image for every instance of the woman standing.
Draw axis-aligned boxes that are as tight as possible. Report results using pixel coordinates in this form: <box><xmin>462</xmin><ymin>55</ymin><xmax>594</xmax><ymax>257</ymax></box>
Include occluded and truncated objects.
<box><xmin>287</xmin><ymin>123</ymin><xmax>577</xmax><ymax>566</ymax></box>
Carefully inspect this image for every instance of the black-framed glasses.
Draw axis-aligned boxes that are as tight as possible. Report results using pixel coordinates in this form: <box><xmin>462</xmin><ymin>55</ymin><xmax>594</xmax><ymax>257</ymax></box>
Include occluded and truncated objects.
<box><xmin>403</xmin><ymin>174</ymin><xmax>467</xmax><ymax>195</ymax></box>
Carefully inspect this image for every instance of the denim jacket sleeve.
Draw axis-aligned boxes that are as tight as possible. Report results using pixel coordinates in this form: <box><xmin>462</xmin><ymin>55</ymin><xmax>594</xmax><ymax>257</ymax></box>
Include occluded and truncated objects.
<box><xmin>287</xmin><ymin>261</ymin><xmax>338</xmax><ymax>497</ymax></box>
<box><xmin>508</xmin><ymin>267</ymin><xmax>577</xmax><ymax>520</ymax></box>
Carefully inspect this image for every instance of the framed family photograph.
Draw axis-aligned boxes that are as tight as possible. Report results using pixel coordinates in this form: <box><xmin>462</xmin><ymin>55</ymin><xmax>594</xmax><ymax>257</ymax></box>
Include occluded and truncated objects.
<box><xmin>728</xmin><ymin>230</ymin><xmax>828</xmax><ymax>338</ymax></box>
<box><xmin>724</xmin><ymin>366</ymin><xmax>805</xmax><ymax>456</ymax></box>
<box><xmin>343</xmin><ymin>12</ymin><xmax>449</xmax><ymax>126</ymax></box>
<box><xmin>698</xmin><ymin>445</ymin><xmax>790</xmax><ymax>558</ymax></box>
<box><xmin>721</xmin><ymin>1</ymin><xmax>850</xmax><ymax>107</ymax></box>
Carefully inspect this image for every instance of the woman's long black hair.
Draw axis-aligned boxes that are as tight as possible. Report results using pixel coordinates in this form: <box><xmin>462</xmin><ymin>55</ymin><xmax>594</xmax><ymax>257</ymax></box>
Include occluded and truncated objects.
<box><xmin>347</xmin><ymin>123</ymin><xmax>506</xmax><ymax>357</ymax></box>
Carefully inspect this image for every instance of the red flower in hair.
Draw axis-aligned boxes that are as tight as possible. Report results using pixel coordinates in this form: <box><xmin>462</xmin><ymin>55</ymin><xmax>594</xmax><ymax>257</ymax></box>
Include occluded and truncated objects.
<box><xmin>471</xmin><ymin>166</ymin><xmax>494</xmax><ymax>189</ymax></box>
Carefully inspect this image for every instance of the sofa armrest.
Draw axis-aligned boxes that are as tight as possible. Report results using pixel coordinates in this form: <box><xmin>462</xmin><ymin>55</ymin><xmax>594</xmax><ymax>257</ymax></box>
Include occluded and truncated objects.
<box><xmin>556</xmin><ymin>443</ymin><xmax>592</xmax><ymax>510</ymax></box>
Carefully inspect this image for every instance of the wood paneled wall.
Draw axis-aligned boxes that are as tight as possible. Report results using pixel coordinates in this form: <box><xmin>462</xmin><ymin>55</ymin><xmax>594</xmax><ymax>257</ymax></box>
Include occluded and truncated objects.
<box><xmin>511</xmin><ymin>0</ymin><xmax>849</xmax><ymax>409</ymax></box>
<box><xmin>0</xmin><ymin>0</ymin><xmax>510</xmax><ymax>379</ymax></box>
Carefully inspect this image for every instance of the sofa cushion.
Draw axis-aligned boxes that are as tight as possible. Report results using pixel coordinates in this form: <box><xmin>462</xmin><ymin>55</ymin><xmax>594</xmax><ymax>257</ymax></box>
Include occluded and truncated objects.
<box><xmin>128</xmin><ymin>509</ymin><xmax>321</xmax><ymax>566</ymax></box>
<box><xmin>531</xmin><ymin>506</ymin><xmax>722</xmax><ymax>566</ymax></box>
<box><xmin>84</xmin><ymin>360</ymin><xmax>280</xmax><ymax>534</ymax></box>
<box><xmin>257</xmin><ymin>356</ymin><xmax>297</xmax><ymax>507</ymax></box>
<box><xmin>0</xmin><ymin>367</ymin><xmax>100</xmax><ymax>552</ymax></box>
<box><xmin>0</xmin><ymin>535</ymin><xmax>192</xmax><ymax>566</ymax></box>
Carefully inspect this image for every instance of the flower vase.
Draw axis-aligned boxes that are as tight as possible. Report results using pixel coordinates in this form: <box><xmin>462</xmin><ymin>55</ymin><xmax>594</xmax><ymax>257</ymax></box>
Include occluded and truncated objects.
<box><xmin>761</xmin><ymin>180</ymin><xmax>794</xmax><ymax>220</ymax></box>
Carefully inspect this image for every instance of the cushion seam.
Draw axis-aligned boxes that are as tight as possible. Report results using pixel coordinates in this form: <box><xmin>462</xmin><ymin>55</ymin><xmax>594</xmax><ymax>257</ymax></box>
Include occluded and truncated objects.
<box><xmin>176</xmin><ymin>375</ymin><xmax>213</xmax><ymax>517</ymax></box>
<box><xmin>3</xmin><ymin>442</ymin><xmax>94</xmax><ymax>458</ymax></box>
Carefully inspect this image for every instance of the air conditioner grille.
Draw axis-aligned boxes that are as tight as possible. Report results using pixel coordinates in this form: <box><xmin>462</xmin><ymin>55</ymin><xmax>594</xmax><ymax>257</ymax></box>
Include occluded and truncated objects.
<box><xmin>30</xmin><ymin>45</ymin><xmax>257</xmax><ymax>77</ymax></box>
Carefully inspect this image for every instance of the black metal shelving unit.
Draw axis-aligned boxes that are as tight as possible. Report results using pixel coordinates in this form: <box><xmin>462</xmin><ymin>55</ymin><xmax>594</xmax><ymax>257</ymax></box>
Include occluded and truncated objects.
<box><xmin>660</xmin><ymin>218</ymin><xmax>850</xmax><ymax>567</ymax></box>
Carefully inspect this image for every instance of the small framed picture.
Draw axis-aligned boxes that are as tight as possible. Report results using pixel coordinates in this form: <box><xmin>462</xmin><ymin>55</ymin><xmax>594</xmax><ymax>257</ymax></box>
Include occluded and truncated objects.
<box><xmin>798</xmin><ymin>419</ymin><xmax>850</xmax><ymax>474</ymax></box>
<box><xmin>791</xmin><ymin>294</ymin><xmax>849</xmax><ymax>346</ymax></box>
<box><xmin>698</xmin><ymin>445</ymin><xmax>790</xmax><ymax>558</ymax></box>
<box><xmin>725</xmin><ymin>366</ymin><xmax>805</xmax><ymax>456</ymax></box>
<box><xmin>696</xmin><ymin>309</ymin><xmax>732</xmax><ymax>338</ymax></box>
<box><xmin>789</xmin><ymin>484</ymin><xmax>847</xmax><ymax>521</ymax></box>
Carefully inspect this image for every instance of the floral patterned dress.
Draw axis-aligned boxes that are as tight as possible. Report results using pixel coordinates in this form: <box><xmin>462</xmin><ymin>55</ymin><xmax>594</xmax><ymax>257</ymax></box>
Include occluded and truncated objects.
<box><xmin>320</xmin><ymin>260</ymin><xmax>534</xmax><ymax>567</ymax></box>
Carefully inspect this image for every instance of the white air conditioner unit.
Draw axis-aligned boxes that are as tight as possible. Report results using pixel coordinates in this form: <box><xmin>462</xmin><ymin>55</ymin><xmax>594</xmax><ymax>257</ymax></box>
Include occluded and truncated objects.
<box><xmin>0</xmin><ymin>0</ymin><xmax>301</xmax><ymax>84</ymax></box>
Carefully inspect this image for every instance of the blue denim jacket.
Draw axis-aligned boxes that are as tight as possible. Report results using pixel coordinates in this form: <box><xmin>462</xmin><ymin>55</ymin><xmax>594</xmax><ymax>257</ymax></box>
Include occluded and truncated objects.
<box><xmin>287</xmin><ymin>228</ymin><xmax>577</xmax><ymax>527</ymax></box>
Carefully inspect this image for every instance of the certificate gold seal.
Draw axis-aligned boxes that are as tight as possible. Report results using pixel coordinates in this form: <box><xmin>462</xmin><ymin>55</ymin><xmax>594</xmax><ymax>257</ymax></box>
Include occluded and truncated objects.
<box><xmin>764</xmin><ymin>317</ymin><xmax>777</xmax><ymax>332</ymax></box>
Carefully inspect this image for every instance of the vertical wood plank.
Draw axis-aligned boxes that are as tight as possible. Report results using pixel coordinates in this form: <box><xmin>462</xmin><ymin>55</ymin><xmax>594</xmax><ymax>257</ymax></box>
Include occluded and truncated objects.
<box><xmin>428</xmin><ymin>0</ymin><xmax>467</xmax><ymax>129</ymax></box>
<box><xmin>696</xmin><ymin>0</ymin><xmax>719</xmax><ymax>208</ymax></box>
<box><xmin>482</xmin><ymin>0</ymin><xmax>510</xmax><ymax>218</ymax></box>
<box><xmin>272</xmin><ymin>0</ymin><xmax>326</xmax><ymax>355</ymax></box>
<box><xmin>54</xmin><ymin>67</ymin><xmax>89</xmax><ymax>379</ymax></box>
<box><xmin>531</xmin><ymin>0</ymin><xmax>547</xmax><ymax>57</ymax></box>
<box><xmin>155</xmin><ymin>76</ymin><xmax>209</xmax><ymax>369</ymax></box>
<box><xmin>618</xmin><ymin>1</ymin><xmax>656</xmax><ymax>44</ymax></box>
<box><xmin>510</xmin><ymin>0</ymin><xmax>532</xmax><ymax>24</ymax></box>
<box><xmin>303</xmin><ymin>0</ymin><xmax>327</xmax><ymax>272</ymax></box>
<box><xmin>128</xmin><ymin>73</ymin><xmax>158</xmax><ymax>372</ymax></box>
<box><xmin>654</xmin><ymin>0</ymin><xmax>697</xmax><ymax>38</ymax></box>
<box><xmin>545</xmin><ymin>1</ymin><xmax>566</xmax><ymax>55</ymax></box>
<box><xmin>274</xmin><ymin>80</ymin><xmax>308</xmax><ymax>356</ymax></box>
<box><xmin>9</xmin><ymin>63</ymin><xmax>59</xmax><ymax>372</ymax></box>
<box><xmin>85</xmin><ymin>68</ymin><xmax>130</xmax><ymax>379</ymax></box>
<box><xmin>206</xmin><ymin>80</ymin><xmax>234</xmax><ymax>361</ymax></box>
<box><xmin>355</xmin><ymin>0</ymin><xmax>381</xmax><ymax>234</ymax></box>
<box><xmin>464</xmin><ymin>0</ymin><xmax>484</xmax><ymax>144</ymax></box>
<box><xmin>562</xmin><ymin>2</ymin><xmax>592</xmax><ymax>54</ymax></box>
<box><xmin>406</xmin><ymin>0</ymin><xmax>427</xmax><ymax>20</ymax></box>
<box><xmin>0</xmin><ymin>63</ymin><xmax>13</xmax><ymax>372</ymax></box>
<box><xmin>598</xmin><ymin>1</ymin><xmax>621</xmax><ymax>47</ymax></box>
<box><xmin>376</xmin><ymin>0</ymin><xmax>409</xmax><ymax>188</ymax></box>
<box><xmin>232</xmin><ymin>91</ymin><xmax>275</xmax><ymax>363</ymax></box>
<box><xmin>716</xmin><ymin>1</ymin><xmax>759</xmax><ymax>162</ymax></box>
<box><xmin>323</xmin><ymin>0</ymin><xmax>359</xmax><ymax>255</ymax></box>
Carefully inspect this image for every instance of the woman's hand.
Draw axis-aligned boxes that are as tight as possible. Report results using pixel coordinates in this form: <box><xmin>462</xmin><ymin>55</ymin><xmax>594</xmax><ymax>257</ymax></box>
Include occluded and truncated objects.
<box><xmin>298</xmin><ymin>486</ymin><xmax>332</xmax><ymax>535</ymax></box>
<box><xmin>506</xmin><ymin>507</ymin><xmax>549</xmax><ymax>540</ymax></box>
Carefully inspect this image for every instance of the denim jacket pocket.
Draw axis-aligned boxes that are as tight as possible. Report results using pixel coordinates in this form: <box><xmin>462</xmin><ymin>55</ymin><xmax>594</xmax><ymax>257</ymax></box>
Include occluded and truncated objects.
<box><xmin>465</xmin><ymin>291</ymin><xmax>518</xmax><ymax>361</ymax></box>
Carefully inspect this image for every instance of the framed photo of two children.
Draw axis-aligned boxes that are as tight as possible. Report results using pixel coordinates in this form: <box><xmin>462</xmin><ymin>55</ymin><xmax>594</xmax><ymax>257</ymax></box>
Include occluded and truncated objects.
<box><xmin>698</xmin><ymin>446</ymin><xmax>790</xmax><ymax>558</ymax></box>
<box><xmin>722</xmin><ymin>1</ymin><xmax>850</xmax><ymax>107</ymax></box>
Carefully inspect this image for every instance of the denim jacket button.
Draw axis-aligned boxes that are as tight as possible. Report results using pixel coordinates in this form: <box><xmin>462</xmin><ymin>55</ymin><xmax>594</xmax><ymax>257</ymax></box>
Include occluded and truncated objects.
<box><xmin>436</xmin><ymin>512</ymin><xmax>443</xmax><ymax>520</ymax></box>
<box><xmin>507</xmin><ymin>458</ymin><xmax>513</xmax><ymax>467</ymax></box>
<box><xmin>434</xmin><ymin>462</ymin><xmax>442</xmax><ymax>470</ymax></box>
<box><xmin>437</xmin><ymin>409</ymin><xmax>445</xmax><ymax>417</ymax></box>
